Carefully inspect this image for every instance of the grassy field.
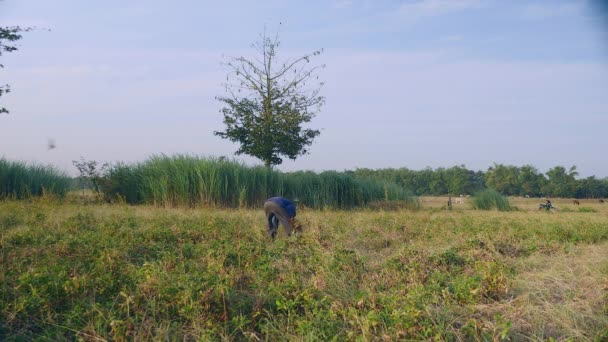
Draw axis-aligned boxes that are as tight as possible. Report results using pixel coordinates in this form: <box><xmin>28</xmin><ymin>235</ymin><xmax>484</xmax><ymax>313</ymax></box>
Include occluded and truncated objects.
<box><xmin>1</xmin><ymin>196</ymin><xmax>607</xmax><ymax>341</ymax></box>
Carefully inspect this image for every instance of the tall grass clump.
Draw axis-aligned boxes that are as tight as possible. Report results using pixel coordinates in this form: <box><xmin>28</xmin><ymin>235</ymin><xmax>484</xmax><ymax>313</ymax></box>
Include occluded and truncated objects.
<box><xmin>0</xmin><ymin>158</ymin><xmax>71</xmax><ymax>199</ymax></box>
<box><xmin>103</xmin><ymin>155</ymin><xmax>416</xmax><ymax>209</ymax></box>
<box><xmin>472</xmin><ymin>188</ymin><xmax>511</xmax><ymax>211</ymax></box>
<box><xmin>104</xmin><ymin>155</ymin><xmax>282</xmax><ymax>207</ymax></box>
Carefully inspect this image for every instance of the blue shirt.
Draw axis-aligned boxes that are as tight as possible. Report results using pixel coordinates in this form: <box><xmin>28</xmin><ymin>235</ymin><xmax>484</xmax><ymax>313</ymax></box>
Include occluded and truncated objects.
<box><xmin>267</xmin><ymin>197</ymin><xmax>297</xmax><ymax>218</ymax></box>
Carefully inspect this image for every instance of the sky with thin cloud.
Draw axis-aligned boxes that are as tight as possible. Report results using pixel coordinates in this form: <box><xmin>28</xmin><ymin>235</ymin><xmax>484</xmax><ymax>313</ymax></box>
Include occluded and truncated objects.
<box><xmin>1</xmin><ymin>0</ymin><xmax>607</xmax><ymax>177</ymax></box>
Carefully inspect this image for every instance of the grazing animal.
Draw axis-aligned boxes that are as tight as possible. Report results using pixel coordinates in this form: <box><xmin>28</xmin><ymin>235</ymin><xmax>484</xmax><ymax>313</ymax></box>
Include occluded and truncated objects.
<box><xmin>573</xmin><ymin>200</ymin><xmax>580</xmax><ymax>205</ymax></box>
<box><xmin>454</xmin><ymin>198</ymin><xmax>464</xmax><ymax>204</ymax></box>
<box><xmin>600</xmin><ymin>199</ymin><xmax>605</xmax><ymax>203</ymax></box>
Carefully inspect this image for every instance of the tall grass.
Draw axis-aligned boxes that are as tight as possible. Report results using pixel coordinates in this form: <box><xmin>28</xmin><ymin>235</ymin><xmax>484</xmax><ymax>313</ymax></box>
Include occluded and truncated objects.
<box><xmin>0</xmin><ymin>158</ymin><xmax>71</xmax><ymax>199</ymax></box>
<box><xmin>103</xmin><ymin>155</ymin><xmax>417</xmax><ymax>209</ymax></box>
<box><xmin>472</xmin><ymin>188</ymin><xmax>511</xmax><ymax>211</ymax></box>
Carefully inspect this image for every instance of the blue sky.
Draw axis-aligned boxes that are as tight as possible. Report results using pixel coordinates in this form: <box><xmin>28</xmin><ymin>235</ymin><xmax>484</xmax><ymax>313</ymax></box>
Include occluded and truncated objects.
<box><xmin>1</xmin><ymin>0</ymin><xmax>607</xmax><ymax>177</ymax></box>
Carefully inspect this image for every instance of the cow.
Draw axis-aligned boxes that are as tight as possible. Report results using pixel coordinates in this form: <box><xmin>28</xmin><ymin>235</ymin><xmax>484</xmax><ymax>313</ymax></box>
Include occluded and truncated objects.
<box><xmin>573</xmin><ymin>200</ymin><xmax>580</xmax><ymax>205</ymax></box>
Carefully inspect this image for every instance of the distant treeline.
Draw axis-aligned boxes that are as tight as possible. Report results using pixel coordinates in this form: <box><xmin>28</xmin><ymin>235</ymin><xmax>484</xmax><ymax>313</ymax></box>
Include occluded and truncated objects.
<box><xmin>350</xmin><ymin>164</ymin><xmax>608</xmax><ymax>198</ymax></box>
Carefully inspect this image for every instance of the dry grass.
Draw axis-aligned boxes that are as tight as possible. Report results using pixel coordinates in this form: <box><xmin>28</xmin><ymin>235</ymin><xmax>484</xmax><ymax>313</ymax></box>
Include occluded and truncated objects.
<box><xmin>467</xmin><ymin>243</ymin><xmax>608</xmax><ymax>341</ymax></box>
<box><xmin>421</xmin><ymin>195</ymin><xmax>608</xmax><ymax>213</ymax></box>
<box><xmin>508</xmin><ymin>243</ymin><xmax>608</xmax><ymax>340</ymax></box>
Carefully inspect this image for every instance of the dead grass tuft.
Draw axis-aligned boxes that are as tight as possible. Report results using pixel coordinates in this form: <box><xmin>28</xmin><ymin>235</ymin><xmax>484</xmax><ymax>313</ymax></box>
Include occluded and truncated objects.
<box><xmin>474</xmin><ymin>243</ymin><xmax>608</xmax><ymax>340</ymax></box>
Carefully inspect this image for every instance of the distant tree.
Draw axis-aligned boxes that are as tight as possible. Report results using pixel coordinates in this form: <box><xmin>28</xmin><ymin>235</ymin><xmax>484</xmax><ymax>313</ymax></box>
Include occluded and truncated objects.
<box><xmin>545</xmin><ymin>165</ymin><xmax>578</xmax><ymax>198</ymax></box>
<box><xmin>518</xmin><ymin>165</ymin><xmax>544</xmax><ymax>197</ymax></box>
<box><xmin>443</xmin><ymin>165</ymin><xmax>485</xmax><ymax>195</ymax></box>
<box><xmin>429</xmin><ymin>168</ymin><xmax>448</xmax><ymax>195</ymax></box>
<box><xmin>214</xmin><ymin>30</ymin><xmax>325</xmax><ymax>168</ymax></box>
<box><xmin>575</xmin><ymin>176</ymin><xmax>607</xmax><ymax>199</ymax></box>
<box><xmin>0</xmin><ymin>26</ymin><xmax>30</xmax><ymax>114</ymax></box>
<box><xmin>485</xmin><ymin>164</ymin><xmax>520</xmax><ymax>195</ymax></box>
<box><xmin>412</xmin><ymin>168</ymin><xmax>434</xmax><ymax>195</ymax></box>
<box><xmin>468</xmin><ymin>170</ymin><xmax>486</xmax><ymax>194</ymax></box>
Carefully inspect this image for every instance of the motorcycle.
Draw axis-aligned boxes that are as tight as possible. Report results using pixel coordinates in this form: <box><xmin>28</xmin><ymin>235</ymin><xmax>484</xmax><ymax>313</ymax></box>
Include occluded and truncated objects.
<box><xmin>539</xmin><ymin>203</ymin><xmax>555</xmax><ymax>211</ymax></box>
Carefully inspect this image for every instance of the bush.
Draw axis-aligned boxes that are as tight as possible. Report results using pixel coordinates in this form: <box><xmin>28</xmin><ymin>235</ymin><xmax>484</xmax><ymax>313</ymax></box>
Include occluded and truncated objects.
<box><xmin>472</xmin><ymin>188</ymin><xmax>511</xmax><ymax>211</ymax></box>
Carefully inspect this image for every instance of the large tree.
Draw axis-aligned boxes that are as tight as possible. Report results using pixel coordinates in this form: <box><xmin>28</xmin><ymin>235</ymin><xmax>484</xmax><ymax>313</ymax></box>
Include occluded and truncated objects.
<box><xmin>545</xmin><ymin>165</ymin><xmax>578</xmax><ymax>198</ymax></box>
<box><xmin>214</xmin><ymin>31</ymin><xmax>325</xmax><ymax>168</ymax></box>
<box><xmin>0</xmin><ymin>26</ymin><xmax>28</xmax><ymax>114</ymax></box>
<box><xmin>485</xmin><ymin>164</ymin><xmax>520</xmax><ymax>195</ymax></box>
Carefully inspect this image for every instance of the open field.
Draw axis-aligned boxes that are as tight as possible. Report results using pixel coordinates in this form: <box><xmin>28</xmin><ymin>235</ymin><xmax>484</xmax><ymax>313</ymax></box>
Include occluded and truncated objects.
<box><xmin>422</xmin><ymin>196</ymin><xmax>608</xmax><ymax>212</ymax></box>
<box><xmin>1</xmin><ymin>196</ymin><xmax>607</xmax><ymax>340</ymax></box>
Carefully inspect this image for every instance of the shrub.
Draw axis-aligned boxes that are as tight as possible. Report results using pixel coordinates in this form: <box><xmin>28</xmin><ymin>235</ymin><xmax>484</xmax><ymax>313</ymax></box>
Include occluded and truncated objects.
<box><xmin>472</xmin><ymin>188</ymin><xmax>511</xmax><ymax>211</ymax></box>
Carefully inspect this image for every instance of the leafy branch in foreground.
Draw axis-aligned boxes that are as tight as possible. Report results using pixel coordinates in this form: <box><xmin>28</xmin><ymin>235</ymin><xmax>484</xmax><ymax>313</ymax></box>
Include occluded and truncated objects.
<box><xmin>0</xmin><ymin>26</ymin><xmax>31</xmax><ymax>114</ymax></box>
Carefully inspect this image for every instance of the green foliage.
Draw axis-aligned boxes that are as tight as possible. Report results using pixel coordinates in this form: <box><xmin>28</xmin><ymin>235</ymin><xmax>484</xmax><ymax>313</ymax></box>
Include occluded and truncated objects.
<box><xmin>351</xmin><ymin>166</ymin><xmax>486</xmax><ymax>196</ymax></box>
<box><xmin>545</xmin><ymin>166</ymin><xmax>578</xmax><ymax>198</ymax></box>
<box><xmin>1</xmin><ymin>26</ymin><xmax>30</xmax><ymax>114</ymax></box>
<box><xmin>1</xmin><ymin>201</ymin><xmax>607</xmax><ymax>340</ymax></box>
<box><xmin>485</xmin><ymin>163</ymin><xmax>549</xmax><ymax>197</ymax></box>
<box><xmin>576</xmin><ymin>176</ymin><xmax>608</xmax><ymax>199</ymax></box>
<box><xmin>485</xmin><ymin>164</ymin><xmax>521</xmax><ymax>196</ymax></box>
<box><xmin>0</xmin><ymin>158</ymin><xmax>71</xmax><ymax>198</ymax></box>
<box><xmin>472</xmin><ymin>188</ymin><xmax>511</xmax><ymax>211</ymax></box>
<box><xmin>214</xmin><ymin>31</ymin><xmax>325</xmax><ymax>167</ymax></box>
<box><xmin>103</xmin><ymin>155</ymin><xmax>416</xmax><ymax>209</ymax></box>
<box><xmin>353</xmin><ymin>164</ymin><xmax>608</xmax><ymax>199</ymax></box>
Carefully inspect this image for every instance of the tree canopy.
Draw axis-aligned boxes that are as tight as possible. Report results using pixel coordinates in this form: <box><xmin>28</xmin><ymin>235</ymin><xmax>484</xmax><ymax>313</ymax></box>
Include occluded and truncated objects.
<box><xmin>351</xmin><ymin>164</ymin><xmax>608</xmax><ymax>198</ymax></box>
<box><xmin>214</xmin><ymin>31</ymin><xmax>325</xmax><ymax>168</ymax></box>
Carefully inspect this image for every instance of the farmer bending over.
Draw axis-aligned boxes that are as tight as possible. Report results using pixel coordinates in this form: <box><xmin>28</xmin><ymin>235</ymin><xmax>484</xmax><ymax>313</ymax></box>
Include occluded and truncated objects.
<box><xmin>264</xmin><ymin>197</ymin><xmax>301</xmax><ymax>239</ymax></box>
